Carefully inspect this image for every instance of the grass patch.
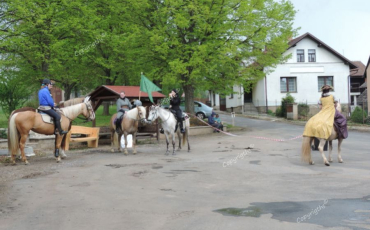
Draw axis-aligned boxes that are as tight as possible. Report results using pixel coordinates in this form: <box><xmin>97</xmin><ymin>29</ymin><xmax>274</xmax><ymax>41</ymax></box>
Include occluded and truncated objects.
<box><xmin>72</xmin><ymin>106</ymin><xmax>116</xmax><ymax>127</ymax></box>
<box><xmin>0</xmin><ymin>107</ymin><xmax>8</xmax><ymax>128</ymax></box>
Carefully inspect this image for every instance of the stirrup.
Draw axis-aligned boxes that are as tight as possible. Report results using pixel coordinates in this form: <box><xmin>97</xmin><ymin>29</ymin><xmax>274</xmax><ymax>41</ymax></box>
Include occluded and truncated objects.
<box><xmin>160</xmin><ymin>128</ymin><xmax>164</xmax><ymax>134</ymax></box>
<box><xmin>180</xmin><ymin>129</ymin><xmax>185</xmax><ymax>133</ymax></box>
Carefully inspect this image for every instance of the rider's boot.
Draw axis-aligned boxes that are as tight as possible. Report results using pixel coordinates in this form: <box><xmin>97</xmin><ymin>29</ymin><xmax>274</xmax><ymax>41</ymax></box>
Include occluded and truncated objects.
<box><xmin>55</xmin><ymin>120</ymin><xmax>68</xmax><ymax>135</ymax></box>
<box><xmin>179</xmin><ymin>121</ymin><xmax>185</xmax><ymax>133</ymax></box>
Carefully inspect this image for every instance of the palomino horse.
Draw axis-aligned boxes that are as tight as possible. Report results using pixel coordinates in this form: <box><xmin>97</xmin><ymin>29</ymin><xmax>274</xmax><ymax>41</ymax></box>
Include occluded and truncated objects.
<box><xmin>147</xmin><ymin>105</ymin><xmax>190</xmax><ymax>155</ymax></box>
<box><xmin>301</xmin><ymin>102</ymin><xmax>344</xmax><ymax>166</ymax></box>
<box><xmin>8</xmin><ymin>97</ymin><xmax>95</xmax><ymax>164</ymax></box>
<box><xmin>109</xmin><ymin>106</ymin><xmax>147</xmax><ymax>155</ymax></box>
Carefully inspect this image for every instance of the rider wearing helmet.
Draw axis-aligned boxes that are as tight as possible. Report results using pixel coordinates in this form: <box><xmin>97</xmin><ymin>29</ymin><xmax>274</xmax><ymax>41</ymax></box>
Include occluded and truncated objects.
<box><xmin>169</xmin><ymin>89</ymin><xmax>185</xmax><ymax>133</ymax></box>
<box><xmin>38</xmin><ymin>79</ymin><xmax>68</xmax><ymax>135</ymax></box>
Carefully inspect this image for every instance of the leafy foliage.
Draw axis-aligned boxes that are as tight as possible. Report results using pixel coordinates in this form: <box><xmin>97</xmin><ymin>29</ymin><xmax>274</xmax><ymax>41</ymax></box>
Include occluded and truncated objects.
<box><xmin>350</xmin><ymin>106</ymin><xmax>367</xmax><ymax>123</ymax></box>
<box><xmin>298</xmin><ymin>103</ymin><xmax>310</xmax><ymax>118</ymax></box>
<box><xmin>276</xmin><ymin>93</ymin><xmax>295</xmax><ymax>117</ymax></box>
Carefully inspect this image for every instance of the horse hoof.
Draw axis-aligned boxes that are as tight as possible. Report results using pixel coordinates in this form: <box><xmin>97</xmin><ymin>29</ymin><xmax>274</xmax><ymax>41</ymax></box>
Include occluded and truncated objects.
<box><xmin>25</xmin><ymin>161</ymin><xmax>29</xmax><ymax>165</ymax></box>
<box><xmin>325</xmin><ymin>162</ymin><xmax>330</xmax><ymax>166</ymax></box>
<box><xmin>133</xmin><ymin>152</ymin><xmax>137</xmax><ymax>155</ymax></box>
<box><xmin>339</xmin><ymin>160</ymin><xmax>343</xmax><ymax>163</ymax></box>
<box><xmin>329</xmin><ymin>160</ymin><xmax>333</xmax><ymax>163</ymax></box>
<box><xmin>124</xmin><ymin>151</ymin><xmax>128</xmax><ymax>155</ymax></box>
<box><xmin>309</xmin><ymin>161</ymin><xmax>315</xmax><ymax>165</ymax></box>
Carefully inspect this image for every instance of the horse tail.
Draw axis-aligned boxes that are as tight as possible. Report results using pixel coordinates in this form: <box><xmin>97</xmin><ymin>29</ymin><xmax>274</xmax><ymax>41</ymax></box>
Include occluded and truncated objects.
<box><xmin>8</xmin><ymin>113</ymin><xmax>20</xmax><ymax>156</ymax></box>
<box><xmin>182</xmin><ymin>119</ymin><xmax>190</xmax><ymax>146</ymax></box>
<box><xmin>301</xmin><ymin>136</ymin><xmax>312</xmax><ymax>163</ymax></box>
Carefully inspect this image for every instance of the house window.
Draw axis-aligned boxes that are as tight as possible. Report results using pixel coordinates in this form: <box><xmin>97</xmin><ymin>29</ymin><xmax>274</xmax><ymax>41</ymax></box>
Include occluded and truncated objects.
<box><xmin>280</xmin><ymin>77</ymin><xmax>297</xmax><ymax>93</ymax></box>
<box><xmin>297</xmin><ymin>49</ymin><xmax>304</xmax><ymax>62</ymax></box>
<box><xmin>308</xmin><ymin>49</ymin><xmax>316</xmax><ymax>62</ymax></box>
<box><xmin>230</xmin><ymin>93</ymin><xmax>234</xmax><ymax>99</ymax></box>
<box><xmin>318</xmin><ymin>76</ymin><xmax>333</xmax><ymax>91</ymax></box>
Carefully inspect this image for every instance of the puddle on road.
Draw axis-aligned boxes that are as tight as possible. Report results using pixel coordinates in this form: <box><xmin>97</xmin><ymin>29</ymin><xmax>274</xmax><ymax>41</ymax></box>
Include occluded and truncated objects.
<box><xmin>214</xmin><ymin>196</ymin><xmax>370</xmax><ymax>230</ymax></box>
<box><xmin>249</xmin><ymin>160</ymin><xmax>261</xmax><ymax>165</ymax></box>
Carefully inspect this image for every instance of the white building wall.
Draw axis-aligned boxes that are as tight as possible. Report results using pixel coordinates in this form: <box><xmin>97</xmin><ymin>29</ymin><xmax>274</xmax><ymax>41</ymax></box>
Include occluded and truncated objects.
<box><xmin>253</xmin><ymin>78</ymin><xmax>266</xmax><ymax>107</ymax></box>
<box><xmin>264</xmin><ymin>37</ymin><xmax>350</xmax><ymax>106</ymax></box>
<box><xmin>226</xmin><ymin>85</ymin><xmax>244</xmax><ymax>109</ymax></box>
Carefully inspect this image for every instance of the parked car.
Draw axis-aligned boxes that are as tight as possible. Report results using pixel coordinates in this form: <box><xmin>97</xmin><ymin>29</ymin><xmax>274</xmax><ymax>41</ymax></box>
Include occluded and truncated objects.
<box><xmin>161</xmin><ymin>101</ymin><xmax>213</xmax><ymax>119</ymax></box>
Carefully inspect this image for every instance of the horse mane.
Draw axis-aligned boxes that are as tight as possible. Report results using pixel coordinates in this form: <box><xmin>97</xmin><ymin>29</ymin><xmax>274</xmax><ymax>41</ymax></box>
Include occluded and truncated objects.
<box><xmin>60</xmin><ymin>103</ymin><xmax>84</xmax><ymax>119</ymax></box>
<box><xmin>125</xmin><ymin>106</ymin><xmax>146</xmax><ymax>120</ymax></box>
<box><xmin>59</xmin><ymin>97</ymin><xmax>85</xmax><ymax>108</ymax></box>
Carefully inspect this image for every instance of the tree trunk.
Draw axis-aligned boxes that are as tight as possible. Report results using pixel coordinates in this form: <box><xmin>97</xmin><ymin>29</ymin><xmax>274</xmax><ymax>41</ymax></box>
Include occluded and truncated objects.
<box><xmin>183</xmin><ymin>84</ymin><xmax>195</xmax><ymax>115</ymax></box>
<box><xmin>63</xmin><ymin>84</ymin><xmax>75</xmax><ymax>101</ymax></box>
<box><xmin>103</xmin><ymin>75</ymin><xmax>113</xmax><ymax>115</ymax></box>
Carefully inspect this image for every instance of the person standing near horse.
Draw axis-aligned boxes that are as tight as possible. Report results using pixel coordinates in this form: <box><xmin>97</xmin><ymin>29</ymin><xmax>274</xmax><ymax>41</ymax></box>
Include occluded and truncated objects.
<box><xmin>38</xmin><ymin>79</ymin><xmax>68</xmax><ymax>135</ymax></box>
<box><xmin>116</xmin><ymin>91</ymin><xmax>132</xmax><ymax>133</ymax></box>
<box><xmin>169</xmin><ymin>89</ymin><xmax>185</xmax><ymax>133</ymax></box>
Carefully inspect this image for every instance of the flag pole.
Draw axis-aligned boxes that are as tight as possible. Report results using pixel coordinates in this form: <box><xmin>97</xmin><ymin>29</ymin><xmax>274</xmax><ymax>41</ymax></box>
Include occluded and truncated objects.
<box><xmin>139</xmin><ymin>72</ymin><xmax>143</xmax><ymax>101</ymax></box>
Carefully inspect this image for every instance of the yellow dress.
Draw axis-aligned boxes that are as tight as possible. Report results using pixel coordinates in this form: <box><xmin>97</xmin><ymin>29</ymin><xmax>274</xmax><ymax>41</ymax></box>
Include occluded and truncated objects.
<box><xmin>303</xmin><ymin>95</ymin><xmax>335</xmax><ymax>139</ymax></box>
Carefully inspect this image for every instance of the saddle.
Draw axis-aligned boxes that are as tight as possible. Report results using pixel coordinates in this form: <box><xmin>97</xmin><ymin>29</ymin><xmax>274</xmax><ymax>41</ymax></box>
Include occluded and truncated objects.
<box><xmin>37</xmin><ymin>109</ymin><xmax>62</xmax><ymax>124</ymax></box>
<box><xmin>169</xmin><ymin>109</ymin><xmax>188</xmax><ymax>121</ymax></box>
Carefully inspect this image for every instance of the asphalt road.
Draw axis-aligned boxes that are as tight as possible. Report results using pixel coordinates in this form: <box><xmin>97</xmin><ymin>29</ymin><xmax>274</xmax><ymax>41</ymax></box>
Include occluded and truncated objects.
<box><xmin>1</xmin><ymin>115</ymin><xmax>369</xmax><ymax>230</ymax></box>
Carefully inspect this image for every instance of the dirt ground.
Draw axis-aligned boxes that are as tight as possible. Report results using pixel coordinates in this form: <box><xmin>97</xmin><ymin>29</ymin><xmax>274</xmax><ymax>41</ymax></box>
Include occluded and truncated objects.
<box><xmin>1</xmin><ymin>124</ymin><xmax>370</xmax><ymax>230</ymax></box>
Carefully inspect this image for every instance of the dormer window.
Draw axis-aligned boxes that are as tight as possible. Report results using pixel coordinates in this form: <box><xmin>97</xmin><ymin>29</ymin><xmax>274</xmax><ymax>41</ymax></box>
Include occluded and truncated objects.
<box><xmin>308</xmin><ymin>49</ymin><xmax>316</xmax><ymax>62</ymax></box>
<box><xmin>297</xmin><ymin>49</ymin><xmax>304</xmax><ymax>62</ymax></box>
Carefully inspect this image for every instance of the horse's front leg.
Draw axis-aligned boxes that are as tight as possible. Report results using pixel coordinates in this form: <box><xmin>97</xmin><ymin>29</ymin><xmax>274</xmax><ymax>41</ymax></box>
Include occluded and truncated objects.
<box><xmin>55</xmin><ymin>135</ymin><xmax>64</xmax><ymax>163</ymax></box>
<box><xmin>328</xmin><ymin>141</ymin><xmax>333</xmax><ymax>162</ymax></box>
<box><xmin>172</xmin><ymin>133</ymin><xmax>176</xmax><ymax>155</ymax></box>
<box><xmin>117</xmin><ymin>133</ymin><xmax>122</xmax><ymax>152</ymax></box>
<box><xmin>60</xmin><ymin>135</ymin><xmax>67</xmax><ymax>159</ymax></box>
<box><xmin>123</xmin><ymin>133</ymin><xmax>128</xmax><ymax>155</ymax></box>
<box><xmin>177</xmin><ymin>130</ymin><xmax>182</xmax><ymax>151</ymax></box>
<box><xmin>338</xmin><ymin>138</ymin><xmax>344</xmax><ymax>163</ymax></box>
<box><xmin>19</xmin><ymin>134</ymin><xmax>29</xmax><ymax>165</ymax></box>
<box><xmin>132</xmin><ymin>132</ymin><xmax>137</xmax><ymax>155</ymax></box>
<box><xmin>164</xmin><ymin>133</ymin><xmax>170</xmax><ymax>155</ymax></box>
<box><xmin>318</xmin><ymin>139</ymin><xmax>330</xmax><ymax>166</ymax></box>
<box><xmin>110</xmin><ymin>130</ymin><xmax>115</xmax><ymax>152</ymax></box>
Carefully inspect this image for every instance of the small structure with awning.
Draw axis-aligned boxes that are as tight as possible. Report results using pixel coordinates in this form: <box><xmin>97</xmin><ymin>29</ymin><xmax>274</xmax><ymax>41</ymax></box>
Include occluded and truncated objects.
<box><xmin>88</xmin><ymin>85</ymin><xmax>166</xmax><ymax>141</ymax></box>
<box><xmin>89</xmin><ymin>85</ymin><xmax>166</xmax><ymax>111</ymax></box>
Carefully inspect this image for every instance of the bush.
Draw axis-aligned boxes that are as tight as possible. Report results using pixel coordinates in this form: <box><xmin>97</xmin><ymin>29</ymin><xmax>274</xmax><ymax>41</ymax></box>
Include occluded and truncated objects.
<box><xmin>275</xmin><ymin>107</ymin><xmax>283</xmax><ymax>117</ymax></box>
<box><xmin>350</xmin><ymin>106</ymin><xmax>367</xmax><ymax>123</ymax></box>
<box><xmin>276</xmin><ymin>93</ymin><xmax>295</xmax><ymax>117</ymax></box>
<box><xmin>267</xmin><ymin>109</ymin><xmax>275</xmax><ymax>116</ymax></box>
<box><xmin>23</xmin><ymin>99</ymin><xmax>39</xmax><ymax>109</ymax></box>
<box><xmin>0</xmin><ymin>129</ymin><xmax>7</xmax><ymax>139</ymax></box>
<box><xmin>298</xmin><ymin>103</ymin><xmax>310</xmax><ymax>117</ymax></box>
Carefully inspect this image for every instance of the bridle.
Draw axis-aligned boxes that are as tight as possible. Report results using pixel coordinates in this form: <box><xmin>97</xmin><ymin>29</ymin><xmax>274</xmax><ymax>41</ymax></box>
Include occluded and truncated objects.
<box><xmin>84</xmin><ymin>101</ymin><xmax>95</xmax><ymax>121</ymax></box>
<box><xmin>148</xmin><ymin>106</ymin><xmax>171</xmax><ymax>123</ymax></box>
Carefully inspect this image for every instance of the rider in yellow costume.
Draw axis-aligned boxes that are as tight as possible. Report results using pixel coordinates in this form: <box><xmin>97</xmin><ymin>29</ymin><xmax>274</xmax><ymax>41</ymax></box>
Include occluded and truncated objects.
<box><xmin>303</xmin><ymin>85</ymin><xmax>336</xmax><ymax>139</ymax></box>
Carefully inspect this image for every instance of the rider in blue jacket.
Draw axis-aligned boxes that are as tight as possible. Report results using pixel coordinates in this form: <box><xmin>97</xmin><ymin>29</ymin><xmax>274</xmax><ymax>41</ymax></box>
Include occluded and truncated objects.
<box><xmin>38</xmin><ymin>79</ymin><xmax>68</xmax><ymax>135</ymax></box>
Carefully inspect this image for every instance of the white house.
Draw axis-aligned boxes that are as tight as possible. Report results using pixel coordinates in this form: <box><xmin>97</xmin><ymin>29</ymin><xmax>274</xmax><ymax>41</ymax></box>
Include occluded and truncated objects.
<box><xmin>213</xmin><ymin>33</ymin><xmax>358</xmax><ymax>116</ymax></box>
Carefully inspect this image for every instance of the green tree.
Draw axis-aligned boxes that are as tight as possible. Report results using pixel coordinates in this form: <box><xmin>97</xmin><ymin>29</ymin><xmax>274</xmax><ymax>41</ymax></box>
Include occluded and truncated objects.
<box><xmin>128</xmin><ymin>0</ymin><xmax>297</xmax><ymax>114</ymax></box>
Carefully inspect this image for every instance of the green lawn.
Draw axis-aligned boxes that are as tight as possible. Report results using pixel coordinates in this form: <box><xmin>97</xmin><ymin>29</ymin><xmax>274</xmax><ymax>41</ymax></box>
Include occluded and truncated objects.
<box><xmin>0</xmin><ymin>106</ymin><xmax>117</xmax><ymax>128</ymax></box>
<box><xmin>0</xmin><ymin>107</ymin><xmax>8</xmax><ymax>128</ymax></box>
<box><xmin>71</xmin><ymin>106</ymin><xmax>116</xmax><ymax>127</ymax></box>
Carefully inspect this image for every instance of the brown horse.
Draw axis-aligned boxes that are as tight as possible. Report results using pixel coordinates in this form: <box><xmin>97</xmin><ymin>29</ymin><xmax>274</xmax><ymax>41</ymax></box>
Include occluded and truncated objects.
<box><xmin>301</xmin><ymin>103</ymin><xmax>344</xmax><ymax>166</ymax></box>
<box><xmin>8</xmin><ymin>97</ymin><xmax>95</xmax><ymax>165</ymax></box>
<box><xmin>109</xmin><ymin>106</ymin><xmax>147</xmax><ymax>155</ymax></box>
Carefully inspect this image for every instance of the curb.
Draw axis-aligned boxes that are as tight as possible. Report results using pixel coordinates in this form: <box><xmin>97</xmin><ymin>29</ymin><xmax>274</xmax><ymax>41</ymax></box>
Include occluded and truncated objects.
<box><xmin>214</xmin><ymin>110</ymin><xmax>370</xmax><ymax>132</ymax></box>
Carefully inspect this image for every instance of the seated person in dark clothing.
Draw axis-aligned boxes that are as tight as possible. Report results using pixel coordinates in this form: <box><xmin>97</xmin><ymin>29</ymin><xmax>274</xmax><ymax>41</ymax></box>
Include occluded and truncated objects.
<box><xmin>208</xmin><ymin>111</ymin><xmax>223</xmax><ymax>132</ymax></box>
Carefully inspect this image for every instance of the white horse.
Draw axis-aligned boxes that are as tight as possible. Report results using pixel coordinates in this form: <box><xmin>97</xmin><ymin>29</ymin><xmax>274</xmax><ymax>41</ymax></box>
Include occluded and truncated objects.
<box><xmin>301</xmin><ymin>102</ymin><xmax>345</xmax><ymax>166</ymax></box>
<box><xmin>147</xmin><ymin>105</ymin><xmax>190</xmax><ymax>155</ymax></box>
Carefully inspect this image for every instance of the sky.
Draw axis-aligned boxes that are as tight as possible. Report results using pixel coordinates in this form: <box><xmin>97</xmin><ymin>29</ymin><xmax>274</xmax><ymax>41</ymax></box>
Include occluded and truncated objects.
<box><xmin>289</xmin><ymin>0</ymin><xmax>370</xmax><ymax>65</ymax></box>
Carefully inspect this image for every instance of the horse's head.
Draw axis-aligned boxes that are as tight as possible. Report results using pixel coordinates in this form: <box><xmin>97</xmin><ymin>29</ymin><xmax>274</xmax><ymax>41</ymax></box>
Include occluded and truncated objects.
<box><xmin>83</xmin><ymin>99</ymin><xmax>96</xmax><ymax>121</ymax></box>
<box><xmin>147</xmin><ymin>105</ymin><xmax>159</xmax><ymax>123</ymax></box>
<box><xmin>137</xmin><ymin>106</ymin><xmax>147</xmax><ymax>123</ymax></box>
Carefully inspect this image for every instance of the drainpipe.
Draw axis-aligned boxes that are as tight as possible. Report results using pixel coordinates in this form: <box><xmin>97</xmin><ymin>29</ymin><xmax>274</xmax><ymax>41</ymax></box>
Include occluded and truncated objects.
<box><xmin>265</xmin><ymin>76</ymin><xmax>268</xmax><ymax>113</ymax></box>
<box><xmin>348</xmin><ymin>75</ymin><xmax>351</xmax><ymax>117</ymax></box>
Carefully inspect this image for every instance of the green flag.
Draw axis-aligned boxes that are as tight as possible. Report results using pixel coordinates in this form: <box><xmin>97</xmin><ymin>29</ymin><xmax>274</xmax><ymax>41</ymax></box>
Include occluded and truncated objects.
<box><xmin>140</xmin><ymin>74</ymin><xmax>161</xmax><ymax>103</ymax></box>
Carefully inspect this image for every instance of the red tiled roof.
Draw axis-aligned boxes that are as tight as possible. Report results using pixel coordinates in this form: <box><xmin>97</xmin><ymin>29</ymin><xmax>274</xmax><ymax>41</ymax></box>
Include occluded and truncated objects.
<box><xmin>103</xmin><ymin>85</ymin><xmax>165</xmax><ymax>98</ymax></box>
<box><xmin>288</xmin><ymin>32</ymin><xmax>358</xmax><ymax>69</ymax></box>
<box><xmin>350</xmin><ymin>61</ymin><xmax>366</xmax><ymax>77</ymax></box>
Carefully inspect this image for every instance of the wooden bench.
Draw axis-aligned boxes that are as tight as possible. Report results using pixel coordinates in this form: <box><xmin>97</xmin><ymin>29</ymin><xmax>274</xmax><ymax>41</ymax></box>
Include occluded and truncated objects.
<box><xmin>65</xmin><ymin>126</ymin><xmax>100</xmax><ymax>151</ymax></box>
